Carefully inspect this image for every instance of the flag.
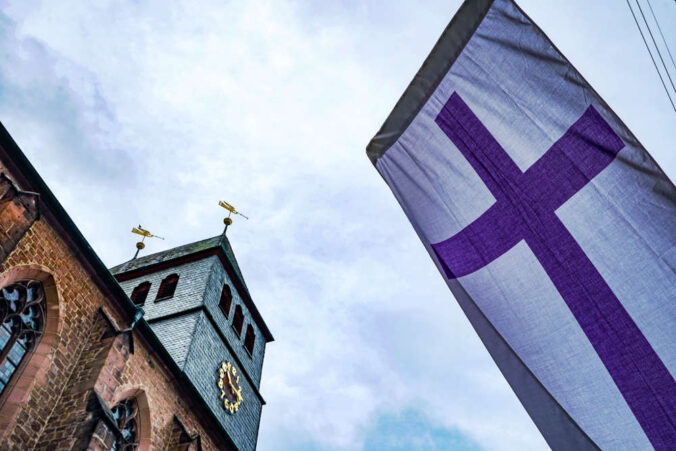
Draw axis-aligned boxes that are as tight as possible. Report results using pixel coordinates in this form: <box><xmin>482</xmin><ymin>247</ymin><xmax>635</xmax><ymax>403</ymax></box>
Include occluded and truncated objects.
<box><xmin>366</xmin><ymin>0</ymin><xmax>676</xmax><ymax>449</ymax></box>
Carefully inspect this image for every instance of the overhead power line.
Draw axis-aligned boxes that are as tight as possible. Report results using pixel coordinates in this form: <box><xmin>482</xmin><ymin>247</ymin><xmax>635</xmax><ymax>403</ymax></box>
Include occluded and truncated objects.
<box><xmin>626</xmin><ymin>0</ymin><xmax>676</xmax><ymax>112</ymax></box>
<box><xmin>635</xmin><ymin>0</ymin><xmax>675</xmax><ymax>93</ymax></box>
<box><xmin>646</xmin><ymin>0</ymin><xmax>676</xmax><ymax>73</ymax></box>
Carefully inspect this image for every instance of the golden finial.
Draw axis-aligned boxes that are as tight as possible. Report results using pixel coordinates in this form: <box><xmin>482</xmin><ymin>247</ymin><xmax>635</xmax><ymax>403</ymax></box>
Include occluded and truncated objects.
<box><xmin>218</xmin><ymin>201</ymin><xmax>248</xmax><ymax>235</ymax></box>
<box><xmin>131</xmin><ymin>225</ymin><xmax>164</xmax><ymax>259</ymax></box>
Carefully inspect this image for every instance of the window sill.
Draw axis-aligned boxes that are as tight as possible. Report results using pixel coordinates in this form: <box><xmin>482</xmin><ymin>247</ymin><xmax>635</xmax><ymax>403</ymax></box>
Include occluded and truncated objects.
<box><xmin>231</xmin><ymin>325</ymin><xmax>242</xmax><ymax>338</ymax></box>
<box><xmin>242</xmin><ymin>344</ymin><xmax>253</xmax><ymax>359</ymax></box>
<box><xmin>155</xmin><ymin>296</ymin><xmax>173</xmax><ymax>302</ymax></box>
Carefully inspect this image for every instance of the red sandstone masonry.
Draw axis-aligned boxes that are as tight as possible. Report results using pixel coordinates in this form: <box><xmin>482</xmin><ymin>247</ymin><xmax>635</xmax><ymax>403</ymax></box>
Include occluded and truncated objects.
<box><xmin>0</xmin><ymin>219</ymin><xmax>225</xmax><ymax>450</ymax></box>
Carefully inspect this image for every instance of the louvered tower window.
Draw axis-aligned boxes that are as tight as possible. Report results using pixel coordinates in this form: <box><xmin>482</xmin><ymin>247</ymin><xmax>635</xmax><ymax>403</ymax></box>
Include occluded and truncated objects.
<box><xmin>0</xmin><ymin>280</ymin><xmax>45</xmax><ymax>395</ymax></box>
<box><xmin>232</xmin><ymin>305</ymin><xmax>244</xmax><ymax>337</ymax></box>
<box><xmin>244</xmin><ymin>324</ymin><xmax>255</xmax><ymax>355</ymax></box>
<box><xmin>130</xmin><ymin>282</ymin><xmax>150</xmax><ymax>306</ymax></box>
<box><xmin>219</xmin><ymin>284</ymin><xmax>233</xmax><ymax>318</ymax></box>
<box><xmin>156</xmin><ymin>274</ymin><xmax>179</xmax><ymax>300</ymax></box>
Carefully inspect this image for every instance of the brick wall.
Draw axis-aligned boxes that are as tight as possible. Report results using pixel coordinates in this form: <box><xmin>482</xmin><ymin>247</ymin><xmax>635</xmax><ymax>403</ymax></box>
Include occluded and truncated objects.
<box><xmin>0</xmin><ymin>218</ymin><xmax>233</xmax><ymax>450</ymax></box>
<box><xmin>0</xmin><ymin>172</ymin><xmax>39</xmax><ymax>262</ymax></box>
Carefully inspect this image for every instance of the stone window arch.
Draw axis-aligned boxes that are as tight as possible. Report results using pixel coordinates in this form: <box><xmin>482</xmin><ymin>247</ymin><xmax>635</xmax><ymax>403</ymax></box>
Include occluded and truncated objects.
<box><xmin>111</xmin><ymin>397</ymin><xmax>140</xmax><ymax>450</ymax></box>
<box><xmin>232</xmin><ymin>305</ymin><xmax>244</xmax><ymax>337</ymax></box>
<box><xmin>0</xmin><ymin>265</ymin><xmax>60</xmax><ymax>436</ymax></box>
<box><xmin>156</xmin><ymin>274</ymin><xmax>179</xmax><ymax>301</ymax></box>
<box><xmin>130</xmin><ymin>282</ymin><xmax>151</xmax><ymax>306</ymax></box>
<box><xmin>218</xmin><ymin>284</ymin><xmax>233</xmax><ymax>318</ymax></box>
<box><xmin>106</xmin><ymin>388</ymin><xmax>151</xmax><ymax>451</ymax></box>
<box><xmin>244</xmin><ymin>324</ymin><xmax>255</xmax><ymax>356</ymax></box>
<box><xmin>0</xmin><ymin>280</ymin><xmax>46</xmax><ymax>395</ymax></box>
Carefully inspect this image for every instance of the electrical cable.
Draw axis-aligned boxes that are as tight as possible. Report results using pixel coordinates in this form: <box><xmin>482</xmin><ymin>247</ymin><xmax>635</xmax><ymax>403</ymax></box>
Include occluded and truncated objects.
<box><xmin>635</xmin><ymin>0</ymin><xmax>675</xmax><ymax>93</ymax></box>
<box><xmin>626</xmin><ymin>0</ymin><xmax>676</xmax><ymax>112</ymax></box>
<box><xmin>646</xmin><ymin>0</ymin><xmax>676</xmax><ymax>72</ymax></box>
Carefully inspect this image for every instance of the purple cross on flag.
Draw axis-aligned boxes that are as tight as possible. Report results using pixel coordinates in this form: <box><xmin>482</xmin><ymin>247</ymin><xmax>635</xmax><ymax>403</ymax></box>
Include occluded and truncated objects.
<box><xmin>367</xmin><ymin>0</ymin><xmax>676</xmax><ymax>449</ymax></box>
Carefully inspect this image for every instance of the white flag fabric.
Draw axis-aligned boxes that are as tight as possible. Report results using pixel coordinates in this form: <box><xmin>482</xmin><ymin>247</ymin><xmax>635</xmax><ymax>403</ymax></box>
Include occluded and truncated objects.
<box><xmin>367</xmin><ymin>0</ymin><xmax>676</xmax><ymax>449</ymax></box>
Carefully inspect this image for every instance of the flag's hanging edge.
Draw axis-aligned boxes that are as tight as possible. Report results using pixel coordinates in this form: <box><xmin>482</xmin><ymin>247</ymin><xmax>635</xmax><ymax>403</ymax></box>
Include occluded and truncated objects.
<box><xmin>366</xmin><ymin>0</ymin><xmax>602</xmax><ymax>447</ymax></box>
<box><xmin>447</xmin><ymin>277</ymin><xmax>599</xmax><ymax>450</ymax></box>
<box><xmin>365</xmin><ymin>0</ymin><xmax>494</xmax><ymax>165</ymax></box>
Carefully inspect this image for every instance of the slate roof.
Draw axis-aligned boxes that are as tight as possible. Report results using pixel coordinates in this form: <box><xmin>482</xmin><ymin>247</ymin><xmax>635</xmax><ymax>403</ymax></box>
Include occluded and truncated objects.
<box><xmin>110</xmin><ymin>235</ymin><xmax>250</xmax><ymax>297</ymax></box>
<box><xmin>109</xmin><ymin>233</ymin><xmax>272</xmax><ymax>342</ymax></box>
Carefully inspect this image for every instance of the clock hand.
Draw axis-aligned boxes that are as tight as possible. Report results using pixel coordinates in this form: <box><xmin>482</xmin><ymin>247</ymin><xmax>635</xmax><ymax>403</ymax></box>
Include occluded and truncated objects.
<box><xmin>227</xmin><ymin>371</ymin><xmax>238</xmax><ymax>393</ymax></box>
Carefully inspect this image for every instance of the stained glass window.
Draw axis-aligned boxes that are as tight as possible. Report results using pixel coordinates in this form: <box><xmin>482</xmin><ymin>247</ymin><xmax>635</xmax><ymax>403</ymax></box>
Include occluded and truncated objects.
<box><xmin>0</xmin><ymin>280</ymin><xmax>45</xmax><ymax>396</ymax></box>
<box><xmin>110</xmin><ymin>397</ymin><xmax>139</xmax><ymax>451</ymax></box>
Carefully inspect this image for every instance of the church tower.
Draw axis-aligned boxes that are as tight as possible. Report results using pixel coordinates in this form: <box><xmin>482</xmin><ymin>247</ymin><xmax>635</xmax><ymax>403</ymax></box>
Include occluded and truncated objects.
<box><xmin>110</xmin><ymin>235</ymin><xmax>273</xmax><ymax>451</ymax></box>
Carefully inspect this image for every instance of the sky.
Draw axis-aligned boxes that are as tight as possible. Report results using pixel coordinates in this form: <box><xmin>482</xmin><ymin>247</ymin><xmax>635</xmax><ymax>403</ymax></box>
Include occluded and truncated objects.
<box><xmin>0</xmin><ymin>0</ymin><xmax>674</xmax><ymax>450</ymax></box>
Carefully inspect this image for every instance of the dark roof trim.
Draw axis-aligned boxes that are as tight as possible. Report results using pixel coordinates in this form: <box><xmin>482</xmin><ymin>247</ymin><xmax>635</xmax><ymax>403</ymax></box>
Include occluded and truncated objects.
<box><xmin>365</xmin><ymin>0</ymin><xmax>494</xmax><ymax>165</ymax></box>
<box><xmin>115</xmin><ymin>245</ymin><xmax>274</xmax><ymax>343</ymax></box>
<box><xmin>0</xmin><ymin>122</ymin><xmax>237</xmax><ymax>449</ymax></box>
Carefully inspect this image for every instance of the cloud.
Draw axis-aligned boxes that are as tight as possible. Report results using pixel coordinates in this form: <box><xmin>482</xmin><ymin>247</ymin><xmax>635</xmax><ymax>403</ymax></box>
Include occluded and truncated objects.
<box><xmin>1</xmin><ymin>1</ymin><xmax>673</xmax><ymax>450</ymax></box>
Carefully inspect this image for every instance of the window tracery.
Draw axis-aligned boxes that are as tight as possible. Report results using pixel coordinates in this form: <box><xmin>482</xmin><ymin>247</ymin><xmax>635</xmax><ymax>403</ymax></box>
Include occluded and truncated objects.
<box><xmin>0</xmin><ymin>280</ymin><xmax>45</xmax><ymax>395</ymax></box>
<box><xmin>110</xmin><ymin>397</ymin><xmax>139</xmax><ymax>451</ymax></box>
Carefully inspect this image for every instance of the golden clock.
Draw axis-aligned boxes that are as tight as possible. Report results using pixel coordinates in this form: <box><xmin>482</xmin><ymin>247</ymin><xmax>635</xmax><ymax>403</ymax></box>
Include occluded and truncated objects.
<box><xmin>218</xmin><ymin>361</ymin><xmax>243</xmax><ymax>414</ymax></box>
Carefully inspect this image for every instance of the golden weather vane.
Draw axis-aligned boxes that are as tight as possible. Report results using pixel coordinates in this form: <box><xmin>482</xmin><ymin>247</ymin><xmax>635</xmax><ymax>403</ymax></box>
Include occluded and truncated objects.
<box><xmin>218</xmin><ymin>200</ymin><xmax>248</xmax><ymax>235</ymax></box>
<box><xmin>131</xmin><ymin>225</ymin><xmax>164</xmax><ymax>259</ymax></box>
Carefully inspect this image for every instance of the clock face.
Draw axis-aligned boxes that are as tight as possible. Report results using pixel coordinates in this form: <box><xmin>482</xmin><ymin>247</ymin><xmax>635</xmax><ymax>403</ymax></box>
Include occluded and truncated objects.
<box><xmin>218</xmin><ymin>361</ymin><xmax>243</xmax><ymax>414</ymax></box>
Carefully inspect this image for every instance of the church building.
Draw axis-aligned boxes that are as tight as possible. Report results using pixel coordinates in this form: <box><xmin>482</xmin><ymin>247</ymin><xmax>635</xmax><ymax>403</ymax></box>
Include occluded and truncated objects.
<box><xmin>0</xmin><ymin>122</ymin><xmax>273</xmax><ymax>450</ymax></box>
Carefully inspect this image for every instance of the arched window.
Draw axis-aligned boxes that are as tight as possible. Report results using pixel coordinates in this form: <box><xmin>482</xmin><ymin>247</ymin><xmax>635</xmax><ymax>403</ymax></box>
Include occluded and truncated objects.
<box><xmin>156</xmin><ymin>274</ymin><xmax>179</xmax><ymax>301</ymax></box>
<box><xmin>130</xmin><ymin>282</ymin><xmax>150</xmax><ymax>306</ymax></box>
<box><xmin>232</xmin><ymin>305</ymin><xmax>244</xmax><ymax>337</ymax></box>
<box><xmin>111</xmin><ymin>397</ymin><xmax>139</xmax><ymax>450</ymax></box>
<box><xmin>0</xmin><ymin>280</ymin><xmax>45</xmax><ymax>395</ymax></box>
<box><xmin>244</xmin><ymin>324</ymin><xmax>255</xmax><ymax>356</ymax></box>
<box><xmin>219</xmin><ymin>284</ymin><xmax>233</xmax><ymax>318</ymax></box>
